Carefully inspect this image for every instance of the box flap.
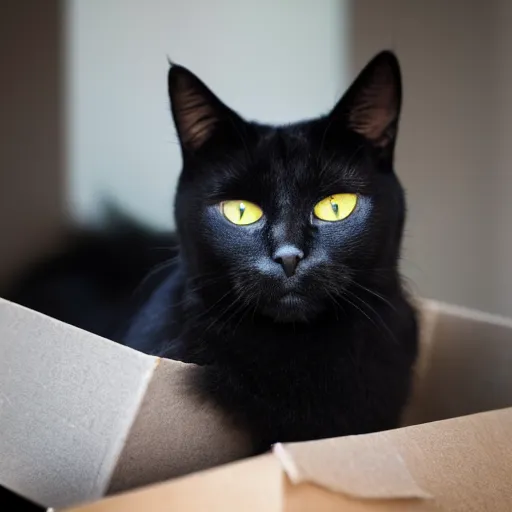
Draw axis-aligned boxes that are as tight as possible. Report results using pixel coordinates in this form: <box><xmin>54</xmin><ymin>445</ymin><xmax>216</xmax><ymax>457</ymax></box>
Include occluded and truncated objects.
<box><xmin>275</xmin><ymin>407</ymin><xmax>512</xmax><ymax>510</ymax></box>
<box><xmin>57</xmin><ymin>298</ymin><xmax>512</xmax><ymax>511</ymax></box>
<box><xmin>107</xmin><ymin>359</ymin><xmax>252</xmax><ymax>494</ymax></box>
<box><xmin>405</xmin><ymin>300</ymin><xmax>512</xmax><ymax>425</ymax></box>
<box><xmin>0</xmin><ymin>298</ymin><xmax>252</xmax><ymax>509</ymax></box>
<box><xmin>66</xmin><ymin>455</ymin><xmax>283</xmax><ymax>512</ymax></box>
<box><xmin>0</xmin><ymin>298</ymin><xmax>157</xmax><ymax>508</ymax></box>
<box><xmin>273</xmin><ymin>437</ymin><xmax>430</xmax><ymax>500</ymax></box>
<box><xmin>78</xmin><ymin>409</ymin><xmax>512</xmax><ymax>511</ymax></box>
<box><xmin>4</xmin><ymin>296</ymin><xmax>512</xmax><ymax>510</ymax></box>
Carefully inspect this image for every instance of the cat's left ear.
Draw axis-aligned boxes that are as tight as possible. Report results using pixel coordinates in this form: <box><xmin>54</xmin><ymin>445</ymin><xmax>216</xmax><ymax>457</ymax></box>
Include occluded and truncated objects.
<box><xmin>168</xmin><ymin>63</ymin><xmax>245</xmax><ymax>154</ymax></box>
<box><xmin>331</xmin><ymin>51</ymin><xmax>402</xmax><ymax>159</ymax></box>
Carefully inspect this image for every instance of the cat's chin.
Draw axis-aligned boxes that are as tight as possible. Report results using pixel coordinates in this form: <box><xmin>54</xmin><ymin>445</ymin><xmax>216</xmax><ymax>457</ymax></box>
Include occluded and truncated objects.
<box><xmin>262</xmin><ymin>293</ymin><xmax>322</xmax><ymax>323</ymax></box>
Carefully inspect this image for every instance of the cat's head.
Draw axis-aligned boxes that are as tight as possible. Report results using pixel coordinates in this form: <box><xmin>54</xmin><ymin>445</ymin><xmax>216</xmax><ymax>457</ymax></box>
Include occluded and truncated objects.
<box><xmin>170</xmin><ymin>51</ymin><xmax>406</xmax><ymax>323</ymax></box>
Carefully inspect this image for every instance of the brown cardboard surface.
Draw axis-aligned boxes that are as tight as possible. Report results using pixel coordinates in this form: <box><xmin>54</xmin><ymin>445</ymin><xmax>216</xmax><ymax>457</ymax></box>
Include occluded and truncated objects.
<box><xmin>0</xmin><ymin>298</ymin><xmax>157</xmax><ymax>508</ymax></box>
<box><xmin>62</xmin><ymin>299</ymin><xmax>512</xmax><ymax>511</ymax></box>
<box><xmin>405</xmin><ymin>301</ymin><xmax>512</xmax><ymax>425</ymax></box>
<box><xmin>67</xmin><ymin>455</ymin><xmax>283</xmax><ymax>512</ymax></box>
<box><xmin>3</xmin><ymin>296</ymin><xmax>512</xmax><ymax>510</ymax></box>
<box><xmin>0</xmin><ymin>298</ymin><xmax>250</xmax><ymax>509</ymax></box>
<box><xmin>274</xmin><ymin>437</ymin><xmax>430</xmax><ymax>500</ymax></box>
<box><xmin>281</xmin><ymin>478</ymin><xmax>438</xmax><ymax>512</ymax></box>
<box><xmin>65</xmin><ymin>455</ymin><xmax>434</xmax><ymax>512</ymax></box>
<box><xmin>108</xmin><ymin>360</ymin><xmax>252</xmax><ymax>493</ymax></box>
<box><xmin>68</xmin><ymin>408</ymin><xmax>512</xmax><ymax>511</ymax></box>
<box><xmin>279</xmin><ymin>408</ymin><xmax>512</xmax><ymax>510</ymax></box>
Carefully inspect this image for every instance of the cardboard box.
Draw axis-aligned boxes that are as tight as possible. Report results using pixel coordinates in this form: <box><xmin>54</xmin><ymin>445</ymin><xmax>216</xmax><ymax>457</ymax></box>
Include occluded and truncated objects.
<box><xmin>1</xmin><ymin>297</ymin><xmax>512</xmax><ymax>510</ymax></box>
<box><xmin>0</xmin><ymin>298</ymin><xmax>252</xmax><ymax>509</ymax></box>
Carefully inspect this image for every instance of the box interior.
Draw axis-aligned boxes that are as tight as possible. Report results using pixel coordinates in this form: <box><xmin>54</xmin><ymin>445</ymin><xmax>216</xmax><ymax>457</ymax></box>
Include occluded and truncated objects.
<box><xmin>1</xmin><ymin>298</ymin><xmax>512</xmax><ymax>510</ymax></box>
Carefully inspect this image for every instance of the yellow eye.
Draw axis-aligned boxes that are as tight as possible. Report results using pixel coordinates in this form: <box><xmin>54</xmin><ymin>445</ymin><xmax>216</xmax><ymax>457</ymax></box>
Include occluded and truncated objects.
<box><xmin>222</xmin><ymin>200</ymin><xmax>263</xmax><ymax>225</ymax></box>
<box><xmin>313</xmin><ymin>193</ymin><xmax>358</xmax><ymax>222</ymax></box>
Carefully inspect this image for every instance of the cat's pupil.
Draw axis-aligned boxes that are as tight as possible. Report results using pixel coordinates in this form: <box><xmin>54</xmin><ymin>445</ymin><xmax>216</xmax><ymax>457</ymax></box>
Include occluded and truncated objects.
<box><xmin>330</xmin><ymin>197</ymin><xmax>339</xmax><ymax>217</ymax></box>
<box><xmin>239</xmin><ymin>202</ymin><xmax>246</xmax><ymax>220</ymax></box>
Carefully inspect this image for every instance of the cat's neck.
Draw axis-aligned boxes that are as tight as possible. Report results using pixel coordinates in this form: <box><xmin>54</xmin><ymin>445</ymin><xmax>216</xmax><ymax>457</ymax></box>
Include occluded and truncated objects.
<box><xmin>178</xmin><ymin>277</ymin><xmax>402</xmax><ymax>367</ymax></box>
<box><xmin>143</xmin><ymin>258</ymin><xmax>405</xmax><ymax>363</ymax></box>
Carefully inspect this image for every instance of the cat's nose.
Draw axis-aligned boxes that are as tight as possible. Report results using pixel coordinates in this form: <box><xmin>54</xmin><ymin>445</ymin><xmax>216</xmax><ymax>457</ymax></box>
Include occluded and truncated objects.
<box><xmin>273</xmin><ymin>246</ymin><xmax>304</xmax><ymax>278</ymax></box>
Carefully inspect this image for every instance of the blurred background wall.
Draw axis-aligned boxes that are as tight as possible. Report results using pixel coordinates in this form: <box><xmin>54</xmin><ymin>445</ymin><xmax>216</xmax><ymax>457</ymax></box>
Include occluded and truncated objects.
<box><xmin>352</xmin><ymin>0</ymin><xmax>511</xmax><ymax>315</ymax></box>
<box><xmin>491</xmin><ymin>0</ymin><xmax>512</xmax><ymax>317</ymax></box>
<box><xmin>66</xmin><ymin>0</ymin><xmax>346</xmax><ymax>228</ymax></box>
<box><xmin>1</xmin><ymin>0</ymin><xmax>512</xmax><ymax>316</ymax></box>
<box><xmin>0</xmin><ymin>1</ymin><xmax>64</xmax><ymax>286</ymax></box>
<box><xmin>351</xmin><ymin>0</ymin><xmax>497</xmax><ymax>312</ymax></box>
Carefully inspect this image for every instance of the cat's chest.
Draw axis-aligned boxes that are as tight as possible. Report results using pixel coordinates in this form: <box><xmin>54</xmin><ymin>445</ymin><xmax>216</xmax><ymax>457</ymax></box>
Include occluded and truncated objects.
<box><xmin>208</xmin><ymin>320</ymin><xmax>371</xmax><ymax>391</ymax></box>
<box><xmin>204</xmin><ymin>325</ymin><xmax>388</xmax><ymax>446</ymax></box>
<box><xmin>186</xmin><ymin>309</ymin><xmax>416</xmax><ymax>447</ymax></box>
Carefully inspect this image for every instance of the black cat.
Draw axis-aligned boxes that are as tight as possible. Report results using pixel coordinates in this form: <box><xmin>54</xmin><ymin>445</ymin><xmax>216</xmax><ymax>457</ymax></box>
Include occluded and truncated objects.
<box><xmin>120</xmin><ymin>50</ymin><xmax>419</xmax><ymax>453</ymax></box>
<box><xmin>5</xmin><ymin>51</ymin><xmax>418</xmax><ymax>453</ymax></box>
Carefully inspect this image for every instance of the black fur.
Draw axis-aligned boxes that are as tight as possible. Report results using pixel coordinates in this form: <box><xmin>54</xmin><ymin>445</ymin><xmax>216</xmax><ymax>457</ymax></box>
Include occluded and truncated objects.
<box><xmin>123</xmin><ymin>51</ymin><xmax>418</xmax><ymax>452</ymax></box>
<box><xmin>3</xmin><ymin>209</ymin><xmax>177</xmax><ymax>339</ymax></box>
<box><xmin>6</xmin><ymin>51</ymin><xmax>418</xmax><ymax>454</ymax></box>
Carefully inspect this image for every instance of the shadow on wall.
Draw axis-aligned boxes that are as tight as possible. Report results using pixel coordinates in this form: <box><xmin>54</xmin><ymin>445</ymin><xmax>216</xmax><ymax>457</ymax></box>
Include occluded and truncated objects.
<box><xmin>350</xmin><ymin>0</ymin><xmax>510</xmax><ymax>316</ymax></box>
<box><xmin>0</xmin><ymin>0</ymin><xmax>65</xmax><ymax>287</ymax></box>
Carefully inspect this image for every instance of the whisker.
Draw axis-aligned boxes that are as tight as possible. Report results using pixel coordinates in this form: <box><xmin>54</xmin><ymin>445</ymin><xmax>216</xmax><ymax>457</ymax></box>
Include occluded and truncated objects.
<box><xmin>343</xmin><ymin>278</ymin><xmax>397</xmax><ymax>311</ymax></box>
<box><xmin>340</xmin><ymin>288</ymin><xmax>399</xmax><ymax>345</ymax></box>
<box><xmin>131</xmin><ymin>257</ymin><xmax>179</xmax><ymax>298</ymax></box>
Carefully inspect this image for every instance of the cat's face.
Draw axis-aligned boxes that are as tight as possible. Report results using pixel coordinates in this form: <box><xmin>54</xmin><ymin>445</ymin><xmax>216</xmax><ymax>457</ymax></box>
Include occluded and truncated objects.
<box><xmin>170</xmin><ymin>52</ymin><xmax>406</xmax><ymax>322</ymax></box>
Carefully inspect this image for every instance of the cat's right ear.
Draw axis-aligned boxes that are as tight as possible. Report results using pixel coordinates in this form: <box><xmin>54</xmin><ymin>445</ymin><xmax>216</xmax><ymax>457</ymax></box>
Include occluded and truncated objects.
<box><xmin>329</xmin><ymin>51</ymin><xmax>402</xmax><ymax>161</ymax></box>
<box><xmin>168</xmin><ymin>64</ymin><xmax>243</xmax><ymax>154</ymax></box>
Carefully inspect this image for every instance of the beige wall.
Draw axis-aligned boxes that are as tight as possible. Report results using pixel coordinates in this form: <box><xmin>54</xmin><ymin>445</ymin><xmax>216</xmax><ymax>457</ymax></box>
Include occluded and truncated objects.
<box><xmin>0</xmin><ymin>1</ymin><xmax>64</xmax><ymax>286</ymax></box>
<box><xmin>2</xmin><ymin>0</ymin><xmax>512</xmax><ymax>317</ymax></box>
<box><xmin>351</xmin><ymin>0</ymin><xmax>500</xmax><ymax>313</ymax></box>
<box><xmin>66</xmin><ymin>0</ymin><xmax>347</xmax><ymax>229</ymax></box>
<box><xmin>490</xmin><ymin>0</ymin><xmax>512</xmax><ymax>315</ymax></box>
